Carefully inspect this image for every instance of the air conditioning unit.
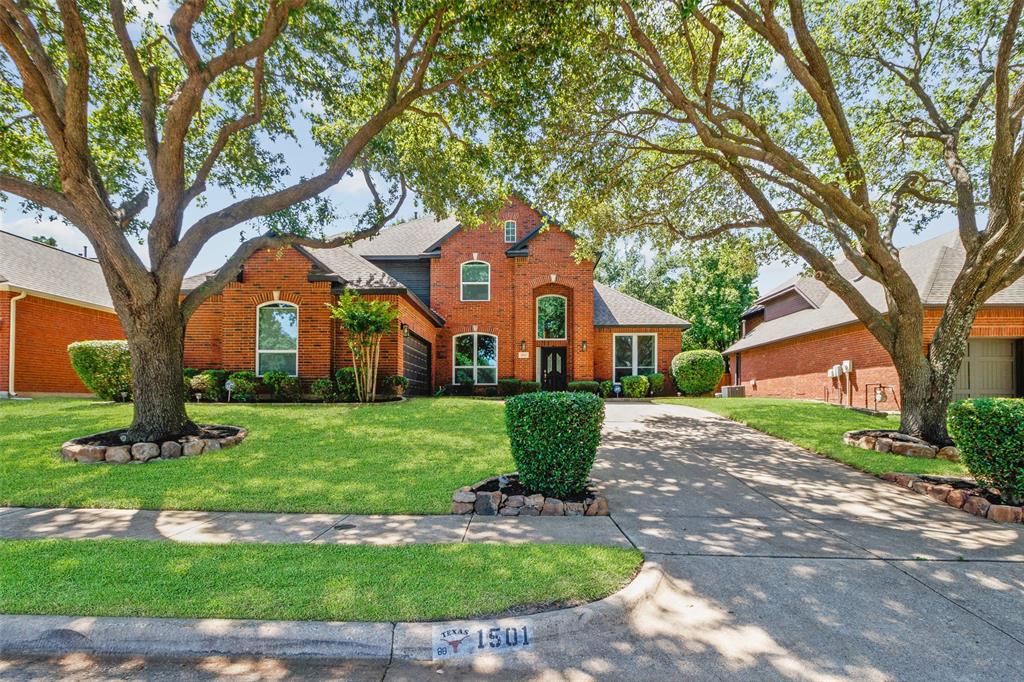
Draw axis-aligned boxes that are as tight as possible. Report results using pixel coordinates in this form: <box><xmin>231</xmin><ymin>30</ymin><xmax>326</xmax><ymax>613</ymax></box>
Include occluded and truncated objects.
<box><xmin>721</xmin><ymin>385</ymin><xmax>746</xmax><ymax>398</ymax></box>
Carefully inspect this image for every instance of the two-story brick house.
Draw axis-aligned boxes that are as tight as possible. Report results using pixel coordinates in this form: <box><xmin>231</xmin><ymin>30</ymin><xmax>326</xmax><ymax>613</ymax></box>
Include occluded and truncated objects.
<box><xmin>182</xmin><ymin>199</ymin><xmax>689</xmax><ymax>394</ymax></box>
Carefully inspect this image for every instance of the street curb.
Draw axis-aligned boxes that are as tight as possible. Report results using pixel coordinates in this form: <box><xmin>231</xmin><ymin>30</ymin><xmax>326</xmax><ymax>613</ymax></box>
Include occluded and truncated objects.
<box><xmin>0</xmin><ymin>563</ymin><xmax>664</xmax><ymax>661</ymax></box>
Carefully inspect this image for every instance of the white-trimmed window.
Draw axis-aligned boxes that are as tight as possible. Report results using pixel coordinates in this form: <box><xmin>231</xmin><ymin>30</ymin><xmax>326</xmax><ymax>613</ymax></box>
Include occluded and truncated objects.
<box><xmin>256</xmin><ymin>302</ymin><xmax>298</xmax><ymax>376</ymax></box>
<box><xmin>460</xmin><ymin>261</ymin><xmax>490</xmax><ymax>301</ymax></box>
<box><xmin>536</xmin><ymin>295</ymin><xmax>567</xmax><ymax>340</ymax></box>
<box><xmin>613</xmin><ymin>333</ymin><xmax>656</xmax><ymax>382</ymax></box>
<box><xmin>504</xmin><ymin>220</ymin><xmax>517</xmax><ymax>243</ymax></box>
<box><xmin>453</xmin><ymin>333</ymin><xmax>498</xmax><ymax>385</ymax></box>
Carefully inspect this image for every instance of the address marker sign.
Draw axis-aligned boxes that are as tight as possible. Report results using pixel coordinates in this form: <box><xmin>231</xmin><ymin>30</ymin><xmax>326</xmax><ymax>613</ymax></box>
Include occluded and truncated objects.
<box><xmin>432</xmin><ymin>623</ymin><xmax>533</xmax><ymax>660</ymax></box>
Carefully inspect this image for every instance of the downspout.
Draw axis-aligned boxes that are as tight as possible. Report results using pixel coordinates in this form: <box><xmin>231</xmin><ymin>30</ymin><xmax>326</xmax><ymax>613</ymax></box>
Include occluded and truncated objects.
<box><xmin>8</xmin><ymin>290</ymin><xmax>27</xmax><ymax>396</ymax></box>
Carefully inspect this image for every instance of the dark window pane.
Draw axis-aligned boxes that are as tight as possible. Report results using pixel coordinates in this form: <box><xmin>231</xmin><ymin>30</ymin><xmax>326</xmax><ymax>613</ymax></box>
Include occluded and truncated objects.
<box><xmin>614</xmin><ymin>335</ymin><xmax>633</xmax><ymax>369</ymax></box>
<box><xmin>537</xmin><ymin>296</ymin><xmax>566</xmax><ymax>339</ymax></box>
<box><xmin>454</xmin><ymin>335</ymin><xmax>474</xmax><ymax>366</ymax></box>
<box><xmin>455</xmin><ymin>367</ymin><xmax>474</xmax><ymax>384</ymax></box>
<box><xmin>461</xmin><ymin>262</ymin><xmax>489</xmax><ymax>283</ymax></box>
<box><xmin>462</xmin><ymin>283</ymin><xmax>488</xmax><ymax>301</ymax></box>
<box><xmin>614</xmin><ymin>368</ymin><xmax>632</xmax><ymax>382</ymax></box>
<box><xmin>637</xmin><ymin>335</ymin><xmax>656</xmax><ymax>368</ymax></box>
<box><xmin>477</xmin><ymin>367</ymin><xmax>497</xmax><ymax>384</ymax></box>
<box><xmin>258</xmin><ymin>352</ymin><xmax>296</xmax><ymax>376</ymax></box>
<box><xmin>258</xmin><ymin>305</ymin><xmax>298</xmax><ymax>351</ymax></box>
<box><xmin>477</xmin><ymin>335</ymin><xmax>497</xmax><ymax>367</ymax></box>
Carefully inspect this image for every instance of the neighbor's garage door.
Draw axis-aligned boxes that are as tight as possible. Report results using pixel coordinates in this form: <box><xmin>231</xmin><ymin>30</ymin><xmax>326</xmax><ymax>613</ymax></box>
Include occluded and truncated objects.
<box><xmin>403</xmin><ymin>332</ymin><xmax>432</xmax><ymax>396</ymax></box>
<box><xmin>954</xmin><ymin>338</ymin><xmax>1016</xmax><ymax>399</ymax></box>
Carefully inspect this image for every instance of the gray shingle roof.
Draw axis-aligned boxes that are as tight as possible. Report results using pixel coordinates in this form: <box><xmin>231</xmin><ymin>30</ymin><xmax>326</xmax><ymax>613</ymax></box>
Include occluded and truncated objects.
<box><xmin>727</xmin><ymin>230</ymin><xmax>1024</xmax><ymax>353</ymax></box>
<box><xmin>346</xmin><ymin>215</ymin><xmax>459</xmax><ymax>257</ymax></box>
<box><xmin>593</xmin><ymin>281</ymin><xmax>690</xmax><ymax>327</ymax></box>
<box><xmin>0</xmin><ymin>230</ymin><xmax>114</xmax><ymax>309</ymax></box>
<box><xmin>301</xmin><ymin>245</ymin><xmax>402</xmax><ymax>289</ymax></box>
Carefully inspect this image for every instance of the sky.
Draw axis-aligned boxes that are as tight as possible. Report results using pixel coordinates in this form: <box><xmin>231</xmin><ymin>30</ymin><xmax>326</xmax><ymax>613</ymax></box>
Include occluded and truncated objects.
<box><xmin>0</xmin><ymin>0</ymin><xmax>964</xmax><ymax>295</ymax></box>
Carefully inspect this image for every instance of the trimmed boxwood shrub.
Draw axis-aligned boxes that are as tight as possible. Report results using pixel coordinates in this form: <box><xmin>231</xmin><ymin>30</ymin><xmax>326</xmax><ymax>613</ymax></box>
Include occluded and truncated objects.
<box><xmin>948</xmin><ymin>398</ymin><xmax>1024</xmax><ymax>505</ymax></box>
<box><xmin>335</xmin><ymin>367</ymin><xmax>358</xmax><ymax>402</ymax></box>
<box><xmin>599</xmin><ymin>379</ymin><xmax>613</xmax><ymax>398</ymax></box>
<box><xmin>505</xmin><ymin>391</ymin><xmax>605</xmax><ymax>497</ymax></box>
<box><xmin>67</xmin><ymin>340</ymin><xmax>132</xmax><ymax>401</ymax></box>
<box><xmin>520</xmin><ymin>381</ymin><xmax>541</xmax><ymax>393</ymax></box>
<box><xmin>260</xmin><ymin>370</ymin><xmax>290</xmax><ymax>400</ymax></box>
<box><xmin>227</xmin><ymin>371</ymin><xmax>258</xmax><ymax>402</ymax></box>
<box><xmin>671</xmin><ymin>350</ymin><xmax>725</xmax><ymax>395</ymax></box>
<box><xmin>498</xmin><ymin>378</ymin><xmax>522</xmax><ymax>396</ymax></box>
<box><xmin>201</xmin><ymin>369</ymin><xmax>230</xmax><ymax>400</ymax></box>
<box><xmin>643</xmin><ymin>372</ymin><xmax>665</xmax><ymax>396</ymax></box>
<box><xmin>278</xmin><ymin>376</ymin><xmax>303</xmax><ymax>402</ymax></box>
<box><xmin>189</xmin><ymin>373</ymin><xmax>218</xmax><ymax>401</ymax></box>
<box><xmin>568</xmin><ymin>380</ymin><xmax>601</xmax><ymax>394</ymax></box>
<box><xmin>382</xmin><ymin>374</ymin><xmax>409</xmax><ymax>396</ymax></box>
<box><xmin>620</xmin><ymin>374</ymin><xmax>649</xmax><ymax>398</ymax></box>
<box><xmin>311</xmin><ymin>377</ymin><xmax>337</xmax><ymax>402</ymax></box>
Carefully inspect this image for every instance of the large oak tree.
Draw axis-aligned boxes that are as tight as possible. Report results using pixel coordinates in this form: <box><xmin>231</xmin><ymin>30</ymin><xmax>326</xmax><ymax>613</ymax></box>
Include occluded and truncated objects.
<box><xmin>0</xmin><ymin>0</ymin><xmax>567</xmax><ymax>440</ymax></box>
<box><xmin>527</xmin><ymin>0</ymin><xmax>1024</xmax><ymax>442</ymax></box>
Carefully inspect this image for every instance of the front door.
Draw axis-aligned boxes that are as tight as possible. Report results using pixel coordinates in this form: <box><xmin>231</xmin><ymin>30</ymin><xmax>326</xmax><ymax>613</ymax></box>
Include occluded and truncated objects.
<box><xmin>540</xmin><ymin>347</ymin><xmax>567</xmax><ymax>391</ymax></box>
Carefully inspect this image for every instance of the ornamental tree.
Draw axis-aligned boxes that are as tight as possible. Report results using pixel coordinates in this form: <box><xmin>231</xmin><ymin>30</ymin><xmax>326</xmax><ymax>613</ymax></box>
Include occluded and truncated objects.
<box><xmin>528</xmin><ymin>0</ymin><xmax>1024</xmax><ymax>443</ymax></box>
<box><xmin>327</xmin><ymin>290</ymin><xmax>399</xmax><ymax>403</ymax></box>
<box><xmin>0</xmin><ymin>0</ymin><xmax>570</xmax><ymax>440</ymax></box>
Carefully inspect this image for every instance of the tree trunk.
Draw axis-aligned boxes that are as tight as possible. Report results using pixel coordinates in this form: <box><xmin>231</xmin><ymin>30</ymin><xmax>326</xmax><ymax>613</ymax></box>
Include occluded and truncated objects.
<box><xmin>896</xmin><ymin>362</ymin><xmax>956</xmax><ymax>445</ymax></box>
<box><xmin>121</xmin><ymin>298</ymin><xmax>198</xmax><ymax>443</ymax></box>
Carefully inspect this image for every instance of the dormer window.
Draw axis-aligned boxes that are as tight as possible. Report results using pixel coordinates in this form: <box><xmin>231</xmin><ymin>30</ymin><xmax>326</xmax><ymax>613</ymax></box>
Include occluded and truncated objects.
<box><xmin>460</xmin><ymin>261</ymin><xmax>490</xmax><ymax>301</ymax></box>
<box><xmin>504</xmin><ymin>220</ymin><xmax>517</xmax><ymax>243</ymax></box>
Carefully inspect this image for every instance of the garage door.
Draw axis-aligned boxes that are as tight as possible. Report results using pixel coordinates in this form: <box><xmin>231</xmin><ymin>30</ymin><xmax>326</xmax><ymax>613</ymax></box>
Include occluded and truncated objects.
<box><xmin>402</xmin><ymin>332</ymin><xmax>432</xmax><ymax>396</ymax></box>
<box><xmin>954</xmin><ymin>339</ymin><xmax>1016</xmax><ymax>399</ymax></box>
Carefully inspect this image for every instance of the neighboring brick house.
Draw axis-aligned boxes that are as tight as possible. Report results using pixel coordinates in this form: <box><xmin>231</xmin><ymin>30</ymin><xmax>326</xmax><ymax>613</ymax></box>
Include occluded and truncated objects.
<box><xmin>0</xmin><ymin>230</ymin><xmax>124</xmax><ymax>397</ymax></box>
<box><xmin>726</xmin><ymin>231</ymin><xmax>1024</xmax><ymax>409</ymax></box>
<box><xmin>182</xmin><ymin>199</ymin><xmax>689</xmax><ymax>394</ymax></box>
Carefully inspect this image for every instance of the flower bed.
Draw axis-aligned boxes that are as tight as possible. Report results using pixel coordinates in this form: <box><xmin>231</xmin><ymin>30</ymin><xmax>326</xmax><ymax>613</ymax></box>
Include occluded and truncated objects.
<box><xmin>843</xmin><ymin>429</ymin><xmax>959</xmax><ymax>461</ymax></box>
<box><xmin>61</xmin><ymin>425</ymin><xmax>247</xmax><ymax>464</ymax></box>
<box><xmin>881</xmin><ymin>472</ymin><xmax>1024</xmax><ymax>523</ymax></box>
<box><xmin>450</xmin><ymin>473</ymin><xmax>609</xmax><ymax>516</ymax></box>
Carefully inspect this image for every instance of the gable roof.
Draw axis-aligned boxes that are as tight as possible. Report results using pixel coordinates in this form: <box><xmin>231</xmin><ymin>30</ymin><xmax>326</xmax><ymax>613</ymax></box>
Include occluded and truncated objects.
<box><xmin>0</xmin><ymin>230</ymin><xmax>114</xmax><ymax>310</ymax></box>
<box><xmin>728</xmin><ymin>230</ymin><xmax>1024</xmax><ymax>353</ymax></box>
<box><xmin>593</xmin><ymin>281</ymin><xmax>690</xmax><ymax>328</ymax></box>
<box><xmin>345</xmin><ymin>215</ymin><xmax>460</xmax><ymax>258</ymax></box>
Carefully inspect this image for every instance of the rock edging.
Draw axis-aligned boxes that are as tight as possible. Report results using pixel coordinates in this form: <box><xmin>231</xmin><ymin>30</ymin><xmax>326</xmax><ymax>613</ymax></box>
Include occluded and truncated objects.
<box><xmin>881</xmin><ymin>472</ymin><xmax>1024</xmax><ymax>524</ymax></box>
<box><xmin>451</xmin><ymin>473</ymin><xmax>610</xmax><ymax>516</ymax></box>
<box><xmin>61</xmin><ymin>426</ymin><xmax>247</xmax><ymax>464</ymax></box>
<box><xmin>843</xmin><ymin>429</ymin><xmax>959</xmax><ymax>461</ymax></box>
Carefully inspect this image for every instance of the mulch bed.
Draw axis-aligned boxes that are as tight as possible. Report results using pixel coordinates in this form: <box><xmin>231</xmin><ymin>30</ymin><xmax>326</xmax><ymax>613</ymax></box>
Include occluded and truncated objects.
<box><xmin>77</xmin><ymin>425</ymin><xmax>240</xmax><ymax>448</ymax></box>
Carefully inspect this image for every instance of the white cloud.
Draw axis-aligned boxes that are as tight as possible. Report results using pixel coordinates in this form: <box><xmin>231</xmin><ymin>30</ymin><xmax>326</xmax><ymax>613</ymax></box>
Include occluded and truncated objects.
<box><xmin>0</xmin><ymin>213</ymin><xmax>92</xmax><ymax>256</ymax></box>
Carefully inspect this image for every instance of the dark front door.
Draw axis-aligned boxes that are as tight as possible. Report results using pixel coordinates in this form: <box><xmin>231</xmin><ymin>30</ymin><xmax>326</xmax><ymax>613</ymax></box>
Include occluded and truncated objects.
<box><xmin>540</xmin><ymin>347</ymin><xmax>567</xmax><ymax>391</ymax></box>
<box><xmin>402</xmin><ymin>332</ymin><xmax>432</xmax><ymax>395</ymax></box>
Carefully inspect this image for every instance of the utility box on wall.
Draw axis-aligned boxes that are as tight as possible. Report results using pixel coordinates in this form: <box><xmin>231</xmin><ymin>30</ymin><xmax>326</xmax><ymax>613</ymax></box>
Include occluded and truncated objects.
<box><xmin>721</xmin><ymin>385</ymin><xmax>746</xmax><ymax>398</ymax></box>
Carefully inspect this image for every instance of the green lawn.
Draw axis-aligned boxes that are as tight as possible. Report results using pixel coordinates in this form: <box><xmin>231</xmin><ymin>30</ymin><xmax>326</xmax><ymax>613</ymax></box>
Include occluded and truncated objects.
<box><xmin>0</xmin><ymin>398</ymin><xmax>513</xmax><ymax>514</ymax></box>
<box><xmin>0</xmin><ymin>539</ymin><xmax>642</xmax><ymax>622</ymax></box>
<box><xmin>657</xmin><ymin>397</ymin><xmax>967</xmax><ymax>477</ymax></box>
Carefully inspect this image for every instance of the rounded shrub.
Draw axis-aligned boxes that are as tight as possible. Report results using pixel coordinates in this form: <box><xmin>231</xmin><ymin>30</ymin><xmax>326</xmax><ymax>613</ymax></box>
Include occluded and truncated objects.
<box><xmin>498</xmin><ymin>378</ymin><xmax>522</xmax><ymax>396</ymax></box>
<box><xmin>620</xmin><ymin>374</ymin><xmax>649</xmax><ymax>398</ymax></box>
<box><xmin>671</xmin><ymin>350</ymin><xmax>725</xmax><ymax>395</ymax></box>
<box><xmin>519</xmin><ymin>381</ymin><xmax>541</xmax><ymax>393</ymax></box>
<box><xmin>599</xmin><ymin>379</ymin><xmax>613</xmax><ymax>398</ymax></box>
<box><xmin>311</xmin><ymin>377</ymin><xmax>337</xmax><ymax>402</ymax></box>
<box><xmin>189</xmin><ymin>373</ymin><xmax>218</xmax><ymax>401</ymax></box>
<box><xmin>568</xmin><ymin>380</ymin><xmax>601</xmax><ymax>394</ymax></box>
<box><xmin>67</xmin><ymin>340</ymin><xmax>132</xmax><ymax>401</ymax></box>
<box><xmin>227</xmin><ymin>371</ymin><xmax>258</xmax><ymax>402</ymax></box>
<box><xmin>948</xmin><ymin>398</ymin><xmax>1024</xmax><ymax>505</ymax></box>
<box><xmin>335</xmin><ymin>367</ymin><xmax>358</xmax><ymax>402</ymax></box>
<box><xmin>505</xmin><ymin>392</ymin><xmax>605</xmax><ymax>498</ymax></box>
<box><xmin>643</xmin><ymin>372</ymin><xmax>665</xmax><ymax>396</ymax></box>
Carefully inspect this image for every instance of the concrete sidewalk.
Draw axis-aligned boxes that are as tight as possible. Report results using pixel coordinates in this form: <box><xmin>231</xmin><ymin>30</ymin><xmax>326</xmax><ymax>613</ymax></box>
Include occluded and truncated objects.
<box><xmin>0</xmin><ymin>506</ymin><xmax>632</xmax><ymax>547</ymax></box>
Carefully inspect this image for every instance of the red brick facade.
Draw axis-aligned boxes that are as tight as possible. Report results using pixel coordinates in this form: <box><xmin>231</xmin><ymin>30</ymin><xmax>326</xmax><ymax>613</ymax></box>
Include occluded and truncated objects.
<box><xmin>182</xmin><ymin>199</ymin><xmax>683</xmax><ymax>394</ymax></box>
<box><xmin>730</xmin><ymin>306</ymin><xmax>1024</xmax><ymax>408</ymax></box>
<box><xmin>0</xmin><ymin>291</ymin><xmax>124</xmax><ymax>395</ymax></box>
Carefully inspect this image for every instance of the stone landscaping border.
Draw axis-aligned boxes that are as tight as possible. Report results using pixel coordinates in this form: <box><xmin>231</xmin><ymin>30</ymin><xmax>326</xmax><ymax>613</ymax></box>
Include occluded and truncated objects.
<box><xmin>843</xmin><ymin>429</ymin><xmax>959</xmax><ymax>461</ymax></box>
<box><xmin>451</xmin><ymin>474</ymin><xmax>610</xmax><ymax>516</ymax></box>
<box><xmin>881</xmin><ymin>472</ymin><xmax>1024</xmax><ymax>524</ymax></box>
<box><xmin>61</xmin><ymin>426</ymin><xmax>247</xmax><ymax>464</ymax></box>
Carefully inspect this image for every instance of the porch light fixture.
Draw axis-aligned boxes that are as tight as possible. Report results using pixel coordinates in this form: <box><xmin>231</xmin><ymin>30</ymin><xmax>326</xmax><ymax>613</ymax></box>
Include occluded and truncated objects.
<box><xmin>581</xmin><ymin>340</ymin><xmax>588</xmax><ymax>352</ymax></box>
<box><xmin>520</xmin><ymin>340</ymin><xmax>527</xmax><ymax>352</ymax></box>
<box><xmin>401</xmin><ymin>323</ymin><xmax>410</xmax><ymax>338</ymax></box>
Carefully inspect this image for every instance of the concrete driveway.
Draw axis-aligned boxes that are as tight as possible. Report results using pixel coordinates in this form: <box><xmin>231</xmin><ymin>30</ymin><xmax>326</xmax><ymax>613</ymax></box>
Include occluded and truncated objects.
<box><xmin>6</xmin><ymin>401</ymin><xmax>1024</xmax><ymax>681</ymax></box>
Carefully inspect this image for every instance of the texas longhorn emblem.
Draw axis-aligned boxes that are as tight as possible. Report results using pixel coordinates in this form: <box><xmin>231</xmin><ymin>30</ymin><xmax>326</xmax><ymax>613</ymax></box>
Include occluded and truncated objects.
<box><xmin>444</xmin><ymin>633</ymin><xmax>470</xmax><ymax>653</ymax></box>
